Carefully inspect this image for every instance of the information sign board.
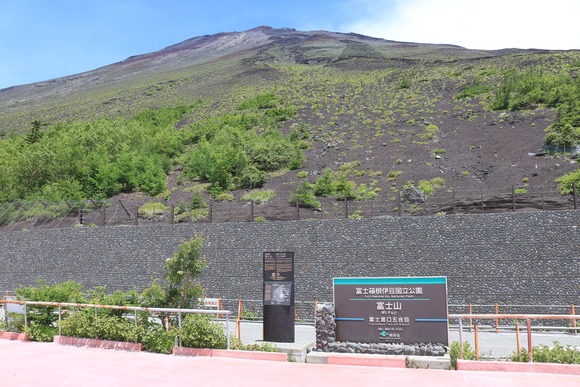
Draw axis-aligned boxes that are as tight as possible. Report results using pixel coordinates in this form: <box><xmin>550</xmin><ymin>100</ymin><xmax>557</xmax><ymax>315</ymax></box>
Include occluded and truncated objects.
<box><xmin>333</xmin><ymin>277</ymin><xmax>448</xmax><ymax>345</ymax></box>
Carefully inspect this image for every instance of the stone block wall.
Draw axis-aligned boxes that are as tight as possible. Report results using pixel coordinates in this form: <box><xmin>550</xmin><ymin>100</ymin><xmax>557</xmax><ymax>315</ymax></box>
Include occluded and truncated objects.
<box><xmin>1</xmin><ymin>210</ymin><xmax>578</xmax><ymax>318</ymax></box>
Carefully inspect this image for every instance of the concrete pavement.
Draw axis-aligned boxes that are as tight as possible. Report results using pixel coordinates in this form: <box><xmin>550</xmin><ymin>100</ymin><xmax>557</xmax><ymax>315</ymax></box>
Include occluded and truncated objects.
<box><xmin>2</xmin><ymin>339</ymin><xmax>580</xmax><ymax>386</ymax></box>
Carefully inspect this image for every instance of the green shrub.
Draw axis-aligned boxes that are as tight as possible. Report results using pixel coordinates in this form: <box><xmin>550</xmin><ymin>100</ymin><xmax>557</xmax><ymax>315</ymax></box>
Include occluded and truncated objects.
<box><xmin>417</xmin><ymin>123</ymin><xmax>439</xmax><ymax>141</ymax></box>
<box><xmin>296</xmin><ymin>171</ymin><xmax>308</xmax><ymax>178</ymax></box>
<box><xmin>235</xmin><ymin>164</ymin><xmax>267</xmax><ymax>189</ymax></box>
<box><xmin>387</xmin><ymin>170</ymin><xmax>403</xmax><ymax>181</ymax></box>
<box><xmin>352</xmin><ymin>183</ymin><xmax>380</xmax><ymax>201</ymax></box>
<box><xmin>241</xmin><ymin>189</ymin><xmax>275</xmax><ymax>204</ymax></box>
<box><xmin>60</xmin><ymin>310</ymin><xmax>96</xmax><ymax>338</ymax></box>
<box><xmin>449</xmin><ymin>341</ymin><xmax>476</xmax><ymax>368</ymax></box>
<box><xmin>417</xmin><ymin>178</ymin><xmax>445</xmax><ymax>196</ymax></box>
<box><xmin>24</xmin><ymin>321</ymin><xmax>57</xmax><ymax>342</ymax></box>
<box><xmin>509</xmin><ymin>342</ymin><xmax>580</xmax><ymax>364</ymax></box>
<box><xmin>456</xmin><ymin>83</ymin><xmax>492</xmax><ymax>99</ymax></box>
<box><xmin>138</xmin><ymin>202</ymin><xmax>170</xmax><ymax>218</ymax></box>
<box><xmin>314</xmin><ymin>169</ymin><xmax>336</xmax><ymax>196</ymax></box>
<box><xmin>237</xmin><ymin>93</ymin><xmax>277</xmax><ymax>110</ymax></box>
<box><xmin>180</xmin><ymin>314</ymin><xmax>227</xmax><ymax>349</ymax></box>
<box><xmin>190</xmin><ymin>192</ymin><xmax>207</xmax><ymax>209</ymax></box>
<box><xmin>212</xmin><ymin>192</ymin><xmax>234</xmax><ymax>201</ymax></box>
<box><xmin>61</xmin><ymin>312</ymin><xmax>138</xmax><ymax>342</ymax></box>
<box><xmin>239</xmin><ymin>342</ymin><xmax>279</xmax><ymax>352</ymax></box>
<box><xmin>16</xmin><ymin>279</ymin><xmax>86</xmax><ymax>326</ymax></box>
<box><xmin>2</xmin><ymin>313</ymin><xmax>25</xmax><ymax>333</ymax></box>
<box><xmin>397</xmin><ymin>79</ymin><xmax>411</xmax><ymax>89</ymax></box>
<box><xmin>556</xmin><ymin>168</ymin><xmax>580</xmax><ymax>194</ymax></box>
<box><xmin>138</xmin><ymin>324</ymin><xmax>176</xmax><ymax>354</ymax></box>
<box><xmin>290</xmin><ymin>181</ymin><xmax>321</xmax><ymax>208</ymax></box>
<box><xmin>348</xmin><ymin>209</ymin><xmax>363</xmax><ymax>219</ymax></box>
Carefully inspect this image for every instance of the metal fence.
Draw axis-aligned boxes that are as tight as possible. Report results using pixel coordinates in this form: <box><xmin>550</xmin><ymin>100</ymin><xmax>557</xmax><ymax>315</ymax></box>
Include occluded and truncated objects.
<box><xmin>0</xmin><ymin>183</ymin><xmax>577</xmax><ymax>232</ymax></box>
<box><xmin>0</xmin><ymin>299</ymin><xmax>233</xmax><ymax>349</ymax></box>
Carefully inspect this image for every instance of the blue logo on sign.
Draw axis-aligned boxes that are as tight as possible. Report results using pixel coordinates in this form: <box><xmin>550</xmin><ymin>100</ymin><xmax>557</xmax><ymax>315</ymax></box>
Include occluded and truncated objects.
<box><xmin>379</xmin><ymin>330</ymin><xmax>389</xmax><ymax>337</ymax></box>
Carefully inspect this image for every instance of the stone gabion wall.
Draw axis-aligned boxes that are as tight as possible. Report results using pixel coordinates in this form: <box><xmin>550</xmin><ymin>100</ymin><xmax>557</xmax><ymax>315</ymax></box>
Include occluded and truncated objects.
<box><xmin>0</xmin><ymin>210</ymin><xmax>578</xmax><ymax>319</ymax></box>
<box><xmin>314</xmin><ymin>303</ymin><xmax>446</xmax><ymax>356</ymax></box>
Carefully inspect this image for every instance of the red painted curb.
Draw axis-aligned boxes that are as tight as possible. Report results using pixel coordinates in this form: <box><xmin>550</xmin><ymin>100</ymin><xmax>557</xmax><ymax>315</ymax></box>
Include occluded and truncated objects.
<box><xmin>457</xmin><ymin>360</ymin><xmax>580</xmax><ymax>375</ymax></box>
<box><xmin>54</xmin><ymin>335</ymin><xmax>143</xmax><ymax>352</ymax></box>
<box><xmin>172</xmin><ymin>346</ymin><xmax>288</xmax><ymax>362</ymax></box>
<box><xmin>0</xmin><ymin>331</ymin><xmax>29</xmax><ymax>341</ymax></box>
<box><xmin>327</xmin><ymin>354</ymin><xmax>406</xmax><ymax>368</ymax></box>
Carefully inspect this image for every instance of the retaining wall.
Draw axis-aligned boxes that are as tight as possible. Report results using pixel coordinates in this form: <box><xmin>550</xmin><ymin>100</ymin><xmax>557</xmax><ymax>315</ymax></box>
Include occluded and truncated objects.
<box><xmin>1</xmin><ymin>210</ymin><xmax>578</xmax><ymax>316</ymax></box>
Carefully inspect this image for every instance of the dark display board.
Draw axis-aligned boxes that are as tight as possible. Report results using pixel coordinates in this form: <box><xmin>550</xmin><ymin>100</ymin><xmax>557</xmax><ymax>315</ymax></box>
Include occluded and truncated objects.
<box><xmin>263</xmin><ymin>251</ymin><xmax>294</xmax><ymax>282</ymax></box>
<box><xmin>333</xmin><ymin>277</ymin><xmax>448</xmax><ymax>345</ymax></box>
<box><xmin>263</xmin><ymin>252</ymin><xmax>295</xmax><ymax>342</ymax></box>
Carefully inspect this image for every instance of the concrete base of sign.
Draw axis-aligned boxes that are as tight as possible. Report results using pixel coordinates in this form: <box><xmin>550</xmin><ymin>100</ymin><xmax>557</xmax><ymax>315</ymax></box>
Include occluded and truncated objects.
<box><xmin>307</xmin><ymin>352</ymin><xmax>451</xmax><ymax>369</ymax></box>
<box><xmin>267</xmin><ymin>341</ymin><xmax>315</xmax><ymax>363</ymax></box>
<box><xmin>306</xmin><ymin>352</ymin><xmax>407</xmax><ymax>368</ymax></box>
<box><xmin>406</xmin><ymin>354</ymin><xmax>451</xmax><ymax>369</ymax></box>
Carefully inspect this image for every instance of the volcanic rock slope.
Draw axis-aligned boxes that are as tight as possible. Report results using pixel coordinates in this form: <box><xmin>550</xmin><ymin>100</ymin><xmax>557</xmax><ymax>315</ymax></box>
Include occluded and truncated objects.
<box><xmin>1</xmin><ymin>26</ymin><xmax>578</xmax><ymax>208</ymax></box>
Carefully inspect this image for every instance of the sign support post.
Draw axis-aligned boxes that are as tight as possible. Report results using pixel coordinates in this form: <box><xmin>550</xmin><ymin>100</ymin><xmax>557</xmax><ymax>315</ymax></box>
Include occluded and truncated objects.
<box><xmin>263</xmin><ymin>252</ymin><xmax>295</xmax><ymax>342</ymax></box>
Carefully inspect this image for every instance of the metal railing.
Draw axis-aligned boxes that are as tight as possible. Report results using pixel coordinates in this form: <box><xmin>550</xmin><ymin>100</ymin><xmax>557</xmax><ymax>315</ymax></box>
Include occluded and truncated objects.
<box><xmin>449</xmin><ymin>313</ymin><xmax>580</xmax><ymax>363</ymax></box>
<box><xmin>0</xmin><ymin>299</ymin><xmax>233</xmax><ymax>349</ymax></box>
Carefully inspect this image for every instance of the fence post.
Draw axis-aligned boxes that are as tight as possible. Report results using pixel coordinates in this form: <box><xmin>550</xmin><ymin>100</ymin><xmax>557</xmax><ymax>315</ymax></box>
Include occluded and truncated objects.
<box><xmin>516</xmin><ymin>324</ymin><xmax>521</xmax><ymax>352</ymax></box>
<box><xmin>474</xmin><ymin>324</ymin><xmax>480</xmax><ymax>360</ymax></box>
<box><xmin>314</xmin><ymin>298</ymin><xmax>318</xmax><ymax>324</ymax></box>
<box><xmin>458</xmin><ymin>318</ymin><xmax>464</xmax><ymax>359</ymax></box>
<box><xmin>250</xmin><ymin>200</ymin><xmax>255</xmax><ymax>222</ymax></box>
<box><xmin>573</xmin><ymin>181</ymin><xmax>577</xmax><ymax>210</ymax></box>
<box><xmin>236</xmin><ymin>298</ymin><xmax>243</xmax><ymax>341</ymax></box>
<box><xmin>344</xmin><ymin>196</ymin><xmax>348</xmax><ymax>218</ymax></box>
<box><xmin>526</xmin><ymin>318</ymin><xmax>533</xmax><ymax>362</ymax></box>
<box><xmin>572</xmin><ymin>304</ymin><xmax>577</xmax><ymax>335</ymax></box>
<box><xmin>209</xmin><ymin>201</ymin><xmax>213</xmax><ymax>223</ymax></box>
<box><xmin>396</xmin><ymin>191</ymin><xmax>401</xmax><ymax>217</ymax></box>
<box><xmin>495</xmin><ymin>303</ymin><xmax>499</xmax><ymax>334</ymax></box>
<box><xmin>512</xmin><ymin>185</ymin><xmax>516</xmax><ymax>212</ymax></box>
<box><xmin>452</xmin><ymin>187</ymin><xmax>456</xmax><ymax>214</ymax></box>
<box><xmin>134</xmin><ymin>206</ymin><xmax>139</xmax><ymax>226</ymax></box>
<box><xmin>469</xmin><ymin>303</ymin><xmax>473</xmax><ymax>332</ymax></box>
<box><xmin>295</xmin><ymin>198</ymin><xmax>300</xmax><ymax>220</ymax></box>
<box><xmin>102</xmin><ymin>207</ymin><xmax>106</xmax><ymax>226</ymax></box>
<box><xmin>169</xmin><ymin>204</ymin><xmax>174</xmax><ymax>224</ymax></box>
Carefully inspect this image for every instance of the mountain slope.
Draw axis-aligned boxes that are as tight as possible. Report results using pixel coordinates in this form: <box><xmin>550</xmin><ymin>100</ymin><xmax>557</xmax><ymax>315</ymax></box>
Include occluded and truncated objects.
<box><xmin>0</xmin><ymin>27</ymin><xmax>579</xmax><ymax>220</ymax></box>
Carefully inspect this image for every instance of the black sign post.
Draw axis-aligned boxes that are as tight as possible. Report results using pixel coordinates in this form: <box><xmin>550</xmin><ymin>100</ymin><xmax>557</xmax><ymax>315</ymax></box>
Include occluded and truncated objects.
<box><xmin>263</xmin><ymin>252</ymin><xmax>295</xmax><ymax>342</ymax></box>
<box><xmin>333</xmin><ymin>277</ymin><xmax>448</xmax><ymax>345</ymax></box>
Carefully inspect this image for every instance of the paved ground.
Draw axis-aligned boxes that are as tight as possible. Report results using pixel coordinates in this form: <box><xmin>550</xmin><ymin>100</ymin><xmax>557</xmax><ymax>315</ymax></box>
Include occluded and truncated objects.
<box><xmin>2</xmin><ymin>322</ymin><xmax>579</xmax><ymax>386</ymax></box>
<box><xmin>2</xmin><ymin>339</ymin><xmax>580</xmax><ymax>386</ymax></box>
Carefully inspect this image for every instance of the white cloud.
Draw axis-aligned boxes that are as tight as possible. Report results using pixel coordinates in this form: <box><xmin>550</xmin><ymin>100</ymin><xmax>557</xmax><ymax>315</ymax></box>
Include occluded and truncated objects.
<box><xmin>342</xmin><ymin>0</ymin><xmax>580</xmax><ymax>50</ymax></box>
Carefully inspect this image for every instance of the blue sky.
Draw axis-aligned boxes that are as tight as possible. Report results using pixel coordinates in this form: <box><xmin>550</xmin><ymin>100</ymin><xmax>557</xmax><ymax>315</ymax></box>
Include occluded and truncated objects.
<box><xmin>1</xmin><ymin>0</ymin><xmax>579</xmax><ymax>89</ymax></box>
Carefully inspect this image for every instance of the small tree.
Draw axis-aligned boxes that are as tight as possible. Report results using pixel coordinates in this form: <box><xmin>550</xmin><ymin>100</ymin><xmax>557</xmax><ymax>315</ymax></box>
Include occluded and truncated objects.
<box><xmin>162</xmin><ymin>234</ymin><xmax>207</xmax><ymax>309</ymax></box>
